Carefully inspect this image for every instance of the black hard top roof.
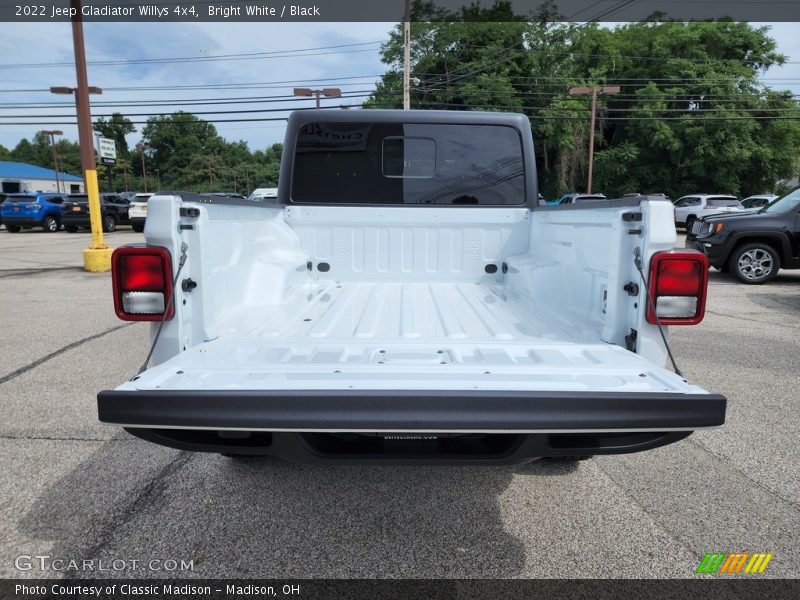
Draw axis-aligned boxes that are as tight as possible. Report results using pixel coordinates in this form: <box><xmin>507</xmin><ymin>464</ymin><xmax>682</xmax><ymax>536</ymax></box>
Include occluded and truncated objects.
<box><xmin>287</xmin><ymin>108</ymin><xmax>531</xmax><ymax>130</ymax></box>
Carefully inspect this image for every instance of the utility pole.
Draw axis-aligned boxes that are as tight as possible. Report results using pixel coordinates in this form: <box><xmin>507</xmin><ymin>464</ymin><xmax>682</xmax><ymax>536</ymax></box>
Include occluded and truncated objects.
<box><xmin>569</xmin><ymin>85</ymin><xmax>620</xmax><ymax>194</ymax></box>
<box><xmin>50</xmin><ymin>0</ymin><xmax>109</xmax><ymax>271</ymax></box>
<box><xmin>119</xmin><ymin>158</ymin><xmax>129</xmax><ymax>192</ymax></box>
<box><xmin>403</xmin><ymin>0</ymin><xmax>411</xmax><ymax>109</ymax></box>
<box><xmin>136</xmin><ymin>143</ymin><xmax>150</xmax><ymax>192</ymax></box>
<box><xmin>39</xmin><ymin>130</ymin><xmax>63</xmax><ymax>193</ymax></box>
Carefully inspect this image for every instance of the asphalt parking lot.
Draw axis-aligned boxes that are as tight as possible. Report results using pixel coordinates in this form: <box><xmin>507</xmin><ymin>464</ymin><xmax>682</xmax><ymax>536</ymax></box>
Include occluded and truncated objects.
<box><xmin>1</xmin><ymin>227</ymin><xmax>798</xmax><ymax>579</ymax></box>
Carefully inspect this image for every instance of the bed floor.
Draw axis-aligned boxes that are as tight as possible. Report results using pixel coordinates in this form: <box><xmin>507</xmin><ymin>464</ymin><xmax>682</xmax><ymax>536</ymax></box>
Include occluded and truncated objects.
<box><xmin>124</xmin><ymin>281</ymin><xmax>696</xmax><ymax>395</ymax></box>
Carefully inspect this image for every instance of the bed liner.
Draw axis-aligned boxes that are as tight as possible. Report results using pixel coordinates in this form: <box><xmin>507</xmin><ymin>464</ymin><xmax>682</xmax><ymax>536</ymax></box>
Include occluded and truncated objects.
<box><xmin>119</xmin><ymin>280</ymin><xmax>705</xmax><ymax>396</ymax></box>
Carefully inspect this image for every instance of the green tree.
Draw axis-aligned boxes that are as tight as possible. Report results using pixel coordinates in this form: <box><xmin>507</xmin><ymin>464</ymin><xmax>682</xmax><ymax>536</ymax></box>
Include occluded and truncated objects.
<box><xmin>369</xmin><ymin>13</ymin><xmax>800</xmax><ymax>197</ymax></box>
<box><xmin>140</xmin><ymin>111</ymin><xmax>226</xmax><ymax>189</ymax></box>
<box><xmin>11</xmin><ymin>138</ymin><xmax>38</xmax><ymax>164</ymax></box>
<box><xmin>571</xmin><ymin>21</ymin><xmax>800</xmax><ymax>196</ymax></box>
<box><xmin>251</xmin><ymin>143</ymin><xmax>283</xmax><ymax>188</ymax></box>
<box><xmin>8</xmin><ymin>134</ymin><xmax>82</xmax><ymax>180</ymax></box>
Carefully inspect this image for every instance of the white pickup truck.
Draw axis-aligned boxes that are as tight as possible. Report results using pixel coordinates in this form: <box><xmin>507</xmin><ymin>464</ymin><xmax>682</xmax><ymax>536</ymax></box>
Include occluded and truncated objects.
<box><xmin>98</xmin><ymin>110</ymin><xmax>726</xmax><ymax>464</ymax></box>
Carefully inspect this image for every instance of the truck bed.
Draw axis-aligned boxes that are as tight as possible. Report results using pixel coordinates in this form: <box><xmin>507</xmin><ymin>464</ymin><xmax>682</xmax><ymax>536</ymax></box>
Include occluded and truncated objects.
<box><xmin>122</xmin><ymin>279</ymin><xmax>697</xmax><ymax>396</ymax></box>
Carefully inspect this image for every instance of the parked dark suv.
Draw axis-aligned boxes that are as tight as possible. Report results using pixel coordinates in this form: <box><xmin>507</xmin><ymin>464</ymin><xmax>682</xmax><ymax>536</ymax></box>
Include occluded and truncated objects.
<box><xmin>60</xmin><ymin>193</ymin><xmax>130</xmax><ymax>233</ymax></box>
<box><xmin>686</xmin><ymin>187</ymin><xmax>800</xmax><ymax>284</ymax></box>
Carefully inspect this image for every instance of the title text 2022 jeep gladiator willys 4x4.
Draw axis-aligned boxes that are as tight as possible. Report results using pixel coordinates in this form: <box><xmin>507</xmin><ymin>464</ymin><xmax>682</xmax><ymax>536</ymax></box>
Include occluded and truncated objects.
<box><xmin>97</xmin><ymin>110</ymin><xmax>726</xmax><ymax>464</ymax></box>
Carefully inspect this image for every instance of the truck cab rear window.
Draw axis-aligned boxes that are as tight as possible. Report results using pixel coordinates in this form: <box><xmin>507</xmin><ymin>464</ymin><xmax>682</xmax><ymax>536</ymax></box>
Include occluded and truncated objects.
<box><xmin>291</xmin><ymin>122</ymin><xmax>525</xmax><ymax>205</ymax></box>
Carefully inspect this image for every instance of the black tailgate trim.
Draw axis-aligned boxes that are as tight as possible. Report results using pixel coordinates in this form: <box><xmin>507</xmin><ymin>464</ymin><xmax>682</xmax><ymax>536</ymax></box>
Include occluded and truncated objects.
<box><xmin>98</xmin><ymin>389</ymin><xmax>727</xmax><ymax>431</ymax></box>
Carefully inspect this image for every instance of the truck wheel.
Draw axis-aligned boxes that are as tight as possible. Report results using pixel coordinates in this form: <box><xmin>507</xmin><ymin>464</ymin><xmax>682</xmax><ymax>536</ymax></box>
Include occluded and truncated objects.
<box><xmin>5</xmin><ymin>225</ymin><xmax>20</xmax><ymax>233</ymax></box>
<box><xmin>102</xmin><ymin>214</ymin><xmax>117</xmax><ymax>233</ymax></box>
<box><xmin>729</xmin><ymin>243</ymin><xmax>780</xmax><ymax>284</ymax></box>
<box><xmin>131</xmin><ymin>223</ymin><xmax>144</xmax><ymax>233</ymax></box>
<box><xmin>42</xmin><ymin>215</ymin><xmax>60</xmax><ymax>232</ymax></box>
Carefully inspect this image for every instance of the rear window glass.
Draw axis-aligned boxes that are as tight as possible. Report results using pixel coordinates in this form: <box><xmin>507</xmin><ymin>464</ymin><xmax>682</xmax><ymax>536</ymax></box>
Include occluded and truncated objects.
<box><xmin>67</xmin><ymin>195</ymin><xmax>88</xmax><ymax>201</ymax></box>
<box><xmin>133</xmin><ymin>195</ymin><xmax>150</xmax><ymax>202</ymax></box>
<box><xmin>707</xmin><ymin>198</ymin><xmax>741</xmax><ymax>207</ymax></box>
<box><xmin>7</xmin><ymin>196</ymin><xmax>37</xmax><ymax>202</ymax></box>
<box><xmin>291</xmin><ymin>122</ymin><xmax>525</xmax><ymax>205</ymax></box>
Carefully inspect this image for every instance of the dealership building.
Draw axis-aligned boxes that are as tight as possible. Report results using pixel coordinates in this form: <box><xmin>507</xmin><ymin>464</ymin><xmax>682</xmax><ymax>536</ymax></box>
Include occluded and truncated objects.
<box><xmin>0</xmin><ymin>161</ymin><xmax>84</xmax><ymax>194</ymax></box>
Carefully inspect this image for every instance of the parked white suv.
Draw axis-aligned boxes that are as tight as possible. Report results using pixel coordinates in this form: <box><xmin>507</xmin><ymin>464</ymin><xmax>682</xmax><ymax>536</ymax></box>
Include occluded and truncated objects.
<box><xmin>673</xmin><ymin>195</ymin><xmax>743</xmax><ymax>230</ymax></box>
<box><xmin>128</xmin><ymin>193</ymin><xmax>153</xmax><ymax>233</ymax></box>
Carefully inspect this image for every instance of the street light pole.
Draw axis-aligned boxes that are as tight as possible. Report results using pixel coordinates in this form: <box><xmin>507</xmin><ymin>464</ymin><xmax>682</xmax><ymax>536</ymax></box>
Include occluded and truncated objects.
<box><xmin>48</xmin><ymin>0</ymin><xmax>110</xmax><ymax>271</ymax></box>
<box><xmin>39</xmin><ymin>130</ymin><xmax>63</xmax><ymax>193</ymax></box>
<box><xmin>136</xmin><ymin>143</ymin><xmax>150</xmax><ymax>192</ymax></box>
<box><xmin>70</xmin><ymin>0</ymin><xmax>108</xmax><ymax>269</ymax></box>
<box><xmin>293</xmin><ymin>87</ymin><xmax>341</xmax><ymax>109</ymax></box>
<box><xmin>118</xmin><ymin>158</ymin><xmax>129</xmax><ymax>192</ymax></box>
<box><xmin>569</xmin><ymin>85</ymin><xmax>620</xmax><ymax>194</ymax></box>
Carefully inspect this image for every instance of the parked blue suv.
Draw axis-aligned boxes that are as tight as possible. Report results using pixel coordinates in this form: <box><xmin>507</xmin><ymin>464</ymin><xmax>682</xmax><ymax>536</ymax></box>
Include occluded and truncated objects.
<box><xmin>1</xmin><ymin>192</ymin><xmax>66</xmax><ymax>232</ymax></box>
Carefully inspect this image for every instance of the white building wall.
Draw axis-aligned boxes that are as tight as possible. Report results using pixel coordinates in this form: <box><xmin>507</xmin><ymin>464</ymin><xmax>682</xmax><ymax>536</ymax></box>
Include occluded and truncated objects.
<box><xmin>0</xmin><ymin>177</ymin><xmax>84</xmax><ymax>193</ymax></box>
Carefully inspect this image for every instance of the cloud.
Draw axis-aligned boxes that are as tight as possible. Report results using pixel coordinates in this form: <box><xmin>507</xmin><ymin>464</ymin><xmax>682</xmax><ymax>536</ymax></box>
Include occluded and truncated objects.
<box><xmin>0</xmin><ymin>21</ymin><xmax>394</xmax><ymax>151</ymax></box>
<box><xmin>0</xmin><ymin>20</ymin><xmax>796</xmax><ymax>158</ymax></box>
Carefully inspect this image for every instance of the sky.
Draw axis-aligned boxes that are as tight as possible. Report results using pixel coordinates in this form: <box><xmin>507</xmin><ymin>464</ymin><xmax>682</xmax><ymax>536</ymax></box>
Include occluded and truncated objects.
<box><xmin>0</xmin><ymin>21</ymin><xmax>798</xmax><ymax>157</ymax></box>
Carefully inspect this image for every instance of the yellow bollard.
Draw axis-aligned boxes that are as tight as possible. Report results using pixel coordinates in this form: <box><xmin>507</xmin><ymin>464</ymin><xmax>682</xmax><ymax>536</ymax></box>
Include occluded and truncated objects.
<box><xmin>82</xmin><ymin>168</ymin><xmax>113</xmax><ymax>272</ymax></box>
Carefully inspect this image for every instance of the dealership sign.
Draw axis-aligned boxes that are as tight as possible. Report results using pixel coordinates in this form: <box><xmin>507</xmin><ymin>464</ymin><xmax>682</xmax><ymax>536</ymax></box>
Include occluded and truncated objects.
<box><xmin>97</xmin><ymin>136</ymin><xmax>117</xmax><ymax>165</ymax></box>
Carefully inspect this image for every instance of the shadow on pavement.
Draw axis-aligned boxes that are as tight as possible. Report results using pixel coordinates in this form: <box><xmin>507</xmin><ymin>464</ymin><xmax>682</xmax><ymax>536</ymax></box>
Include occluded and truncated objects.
<box><xmin>15</xmin><ymin>438</ymin><xmax>586</xmax><ymax>578</ymax></box>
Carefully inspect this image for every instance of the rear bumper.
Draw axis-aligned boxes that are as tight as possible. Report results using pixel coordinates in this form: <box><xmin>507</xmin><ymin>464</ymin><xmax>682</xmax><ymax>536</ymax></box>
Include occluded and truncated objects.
<box><xmin>98</xmin><ymin>389</ymin><xmax>727</xmax><ymax>431</ymax></box>
<box><xmin>98</xmin><ymin>389</ymin><xmax>726</xmax><ymax>461</ymax></box>
<box><xmin>60</xmin><ymin>214</ymin><xmax>91</xmax><ymax>226</ymax></box>
<box><xmin>1</xmin><ymin>216</ymin><xmax>43</xmax><ymax>227</ymax></box>
<box><xmin>685</xmin><ymin>238</ymin><xmax>729</xmax><ymax>267</ymax></box>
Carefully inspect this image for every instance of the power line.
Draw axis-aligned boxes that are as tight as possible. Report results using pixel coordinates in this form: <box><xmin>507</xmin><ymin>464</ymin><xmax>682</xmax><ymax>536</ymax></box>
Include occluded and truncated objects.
<box><xmin>408</xmin><ymin>100</ymin><xmax>800</xmax><ymax>120</ymax></box>
<box><xmin>0</xmin><ymin>41</ymin><xmax>383</xmax><ymax>70</ymax></box>
<box><xmin>1</xmin><ymin>106</ymin><xmax>799</xmax><ymax>127</ymax></box>
<box><xmin>0</xmin><ymin>95</ymin><xmax>373</xmax><ymax>119</ymax></box>
<box><xmin>0</xmin><ymin>91</ymin><xmax>375</xmax><ymax>109</ymax></box>
<box><xmin>588</xmin><ymin>0</ymin><xmax>642</xmax><ymax>22</ymax></box>
<box><xmin>416</xmin><ymin>72</ymin><xmax>800</xmax><ymax>83</ymax></box>
<box><xmin>0</xmin><ymin>75</ymin><xmax>384</xmax><ymax>94</ymax></box>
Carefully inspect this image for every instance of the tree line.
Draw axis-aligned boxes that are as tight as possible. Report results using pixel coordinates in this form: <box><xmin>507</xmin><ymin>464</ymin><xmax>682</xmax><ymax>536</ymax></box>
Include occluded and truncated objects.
<box><xmin>368</xmin><ymin>0</ymin><xmax>800</xmax><ymax>198</ymax></box>
<box><xmin>0</xmin><ymin>111</ymin><xmax>282</xmax><ymax>195</ymax></box>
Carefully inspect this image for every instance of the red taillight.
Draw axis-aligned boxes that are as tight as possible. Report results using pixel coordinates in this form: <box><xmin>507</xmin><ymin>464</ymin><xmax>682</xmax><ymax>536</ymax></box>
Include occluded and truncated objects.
<box><xmin>646</xmin><ymin>250</ymin><xmax>708</xmax><ymax>326</ymax></box>
<box><xmin>119</xmin><ymin>255</ymin><xmax>165</xmax><ymax>290</ymax></box>
<box><xmin>112</xmin><ymin>246</ymin><xmax>174</xmax><ymax>321</ymax></box>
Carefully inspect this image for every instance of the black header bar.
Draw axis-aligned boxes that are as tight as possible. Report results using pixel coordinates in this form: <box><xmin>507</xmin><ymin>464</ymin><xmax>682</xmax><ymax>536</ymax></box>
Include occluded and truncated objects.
<box><xmin>2</xmin><ymin>1</ymin><xmax>800</xmax><ymax>23</ymax></box>
<box><xmin>3</xmin><ymin>579</ymin><xmax>800</xmax><ymax>600</ymax></box>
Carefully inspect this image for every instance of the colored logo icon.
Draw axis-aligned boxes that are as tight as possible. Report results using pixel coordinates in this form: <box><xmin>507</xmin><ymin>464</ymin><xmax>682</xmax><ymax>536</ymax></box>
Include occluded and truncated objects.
<box><xmin>696</xmin><ymin>552</ymin><xmax>773</xmax><ymax>574</ymax></box>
